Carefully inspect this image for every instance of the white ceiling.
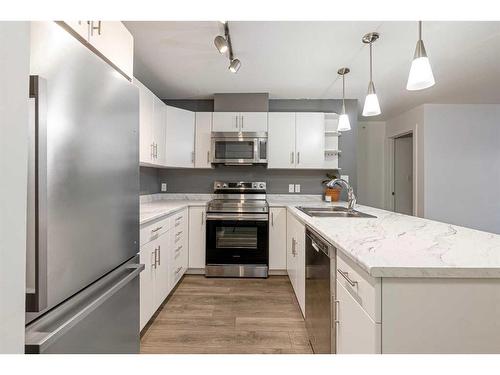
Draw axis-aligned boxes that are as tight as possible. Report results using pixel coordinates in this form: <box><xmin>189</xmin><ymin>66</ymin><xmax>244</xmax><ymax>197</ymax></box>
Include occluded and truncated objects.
<box><xmin>124</xmin><ymin>21</ymin><xmax>500</xmax><ymax>120</ymax></box>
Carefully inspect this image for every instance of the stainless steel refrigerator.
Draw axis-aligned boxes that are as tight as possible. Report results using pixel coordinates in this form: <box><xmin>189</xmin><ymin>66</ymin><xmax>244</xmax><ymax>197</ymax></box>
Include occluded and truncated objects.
<box><xmin>24</xmin><ymin>22</ymin><xmax>143</xmax><ymax>354</ymax></box>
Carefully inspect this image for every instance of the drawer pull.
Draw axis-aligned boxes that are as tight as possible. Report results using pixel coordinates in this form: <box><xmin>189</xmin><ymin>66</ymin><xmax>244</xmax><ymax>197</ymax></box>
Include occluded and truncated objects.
<box><xmin>337</xmin><ymin>269</ymin><xmax>358</xmax><ymax>287</ymax></box>
<box><xmin>175</xmin><ymin>245</ymin><xmax>183</xmax><ymax>253</ymax></box>
<box><xmin>334</xmin><ymin>299</ymin><xmax>340</xmax><ymax>327</ymax></box>
<box><xmin>151</xmin><ymin>226</ymin><xmax>163</xmax><ymax>233</ymax></box>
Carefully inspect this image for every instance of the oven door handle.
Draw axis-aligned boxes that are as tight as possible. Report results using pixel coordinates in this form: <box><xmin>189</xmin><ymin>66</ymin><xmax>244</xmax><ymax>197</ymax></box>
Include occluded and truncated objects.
<box><xmin>206</xmin><ymin>213</ymin><xmax>269</xmax><ymax>222</ymax></box>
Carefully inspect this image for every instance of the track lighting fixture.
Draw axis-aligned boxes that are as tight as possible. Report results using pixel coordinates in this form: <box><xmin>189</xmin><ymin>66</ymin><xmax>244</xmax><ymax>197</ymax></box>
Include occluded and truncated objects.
<box><xmin>362</xmin><ymin>32</ymin><xmax>381</xmax><ymax>117</ymax></box>
<box><xmin>214</xmin><ymin>35</ymin><xmax>228</xmax><ymax>54</ymax></box>
<box><xmin>407</xmin><ymin>21</ymin><xmax>435</xmax><ymax>91</ymax></box>
<box><xmin>337</xmin><ymin>67</ymin><xmax>351</xmax><ymax>131</ymax></box>
<box><xmin>214</xmin><ymin>22</ymin><xmax>241</xmax><ymax>73</ymax></box>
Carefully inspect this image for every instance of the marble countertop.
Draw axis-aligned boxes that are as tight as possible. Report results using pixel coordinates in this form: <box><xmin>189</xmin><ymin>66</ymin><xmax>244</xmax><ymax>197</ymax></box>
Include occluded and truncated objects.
<box><xmin>140</xmin><ymin>194</ymin><xmax>210</xmax><ymax>225</ymax></box>
<box><xmin>140</xmin><ymin>194</ymin><xmax>500</xmax><ymax>278</ymax></box>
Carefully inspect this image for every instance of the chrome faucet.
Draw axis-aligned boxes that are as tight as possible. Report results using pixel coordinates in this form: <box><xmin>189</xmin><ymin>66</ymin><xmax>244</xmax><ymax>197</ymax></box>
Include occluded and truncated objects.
<box><xmin>326</xmin><ymin>178</ymin><xmax>357</xmax><ymax>211</ymax></box>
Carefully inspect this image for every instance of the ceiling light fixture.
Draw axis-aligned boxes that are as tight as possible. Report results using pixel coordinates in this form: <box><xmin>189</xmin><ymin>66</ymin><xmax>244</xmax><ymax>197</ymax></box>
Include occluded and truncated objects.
<box><xmin>214</xmin><ymin>22</ymin><xmax>241</xmax><ymax>73</ymax></box>
<box><xmin>362</xmin><ymin>32</ymin><xmax>381</xmax><ymax>117</ymax></box>
<box><xmin>337</xmin><ymin>67</ymin><xmax>351</xmax><ymax>131</ymax></box>
<box><xmin>214</xmin><ymin>35</ymin><xmax>228</xmax><ymax>54</ymax></box>
<box><xmin>407</xmin><ymin>21</ymin><xmax>435</xmax><ymax>91</ymax></box>
<box><xmin>229</xmin><ymin>58</ymin><xmax>241</xmax><ymax>73</ymax></box>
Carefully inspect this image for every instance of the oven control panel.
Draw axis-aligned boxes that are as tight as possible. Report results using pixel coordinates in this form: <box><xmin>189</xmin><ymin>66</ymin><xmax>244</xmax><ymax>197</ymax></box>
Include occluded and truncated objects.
<box><xmin>213</xmin><ymin>181</ymin><xmax>266</xmax><ymax>191</ymax></box>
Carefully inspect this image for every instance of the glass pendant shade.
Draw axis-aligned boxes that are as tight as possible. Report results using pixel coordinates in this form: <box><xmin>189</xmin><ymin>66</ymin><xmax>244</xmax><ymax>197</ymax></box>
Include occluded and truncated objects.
<box><xmin>338</xmin><ymin>113</ymin><xmax>351</xmax><ymax>131</ymax></box>
<box><xmin>406</xmin><ymin>42</ymin><xmax>435</xmax><ymax>90</ymax></box>
<box><xmin>362</xmin><ymin>81</ymin><xmax>381</xmax><ymax>116</ymax></box>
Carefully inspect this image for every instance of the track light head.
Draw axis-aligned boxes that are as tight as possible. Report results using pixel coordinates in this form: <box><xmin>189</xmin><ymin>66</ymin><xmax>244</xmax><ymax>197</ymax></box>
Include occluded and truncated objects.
<box><xmin>228</xmin><ymin>58</ymin><xmax>241</xmax><ymax>73</ymax></box>
<box><xmin>214</xmin><ymin>35</ymin><xmax>228</xmax><ymax>54</ymax></box>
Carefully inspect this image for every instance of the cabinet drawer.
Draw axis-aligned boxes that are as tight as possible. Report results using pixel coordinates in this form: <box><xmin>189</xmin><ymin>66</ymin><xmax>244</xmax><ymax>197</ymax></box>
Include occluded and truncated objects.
<box><xmin>170</xmin><ymin>209</ymin><xmax>187</xmax><ymax>230</ymax></box>
<box><xmin>140</xmin><ymin>216</ymin><xmax>170</xmax><ymax>247</ymax></box>
<box><xmin>336</xmin><ymin>251</ymin><xmax>381</xmax><ymax>322</ymax></box>
<box><xmin>336</xmin><ymin>280</ymin><xmax>381</xmax><ymax>354</ymax></box>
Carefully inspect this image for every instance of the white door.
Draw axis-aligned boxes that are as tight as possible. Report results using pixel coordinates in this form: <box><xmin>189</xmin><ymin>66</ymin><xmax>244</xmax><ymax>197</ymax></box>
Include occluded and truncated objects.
<box><xmin>139</xmin><ymin>242</ymin><xmax>156</xmax><ymax>330</ymax></box>
<box><xmin>87</xmin><ymin>21</ymin><xmax>134</xmax><ymax>78</ymax></box>
<box><xmin>213</xmin><ymin>112</ymin><xmax>239</xmax><ymax>132</ymax></box>
<box><xmin>286</xmin><ymin>212</ymin><xmax>298</xmax><ymax>293</ymax></box>
<box><xmin>188</xmin><ymin>207</ymin><xmax>206</xmax><ymax>269</ymax></box>
<box><xmin>165</xmin><ymin>105</ymin><xmax>195</xmax><ymax>168</ymax></box>
<box><xmin>64</xmin><ymin>21</ymin><xmax>89</xmax><ymax>40</ymax></box>
<box><xmin>295</xmin><ymin>112</ymin><xmax>325</xmax><ymax>169</ymax></box>
<box><xmin>154</xmin><ymin>233</ymin><xmax>171</xmax><ymax>308</ymax></box>
<box><xmin>194</xmin><ymin>112</ymin><xmax>213</xmax><ymax>168</ymax></box>
<box><xmin>336</xmin><ymin>281</ymin><xmax>381</xmax><ymax>354</ymax></box>
<box><xmin>240</xmin><ymin>112</ymin><xmax>268</xmax><ymax>132</ymax></box>
<box><xmin>152</xmin><ymin>96</ymin><xmax>167</xmax><ymax>165</ymax></box>
<box><xmin>269</xmin><ymin>208</ymin><xmax>287</xmax><ymax>270</ymax></box>
<box><xmin>135</xmin><ymin>79</ymin><xmax>154</xmax><ymax>164</ymax></box>
<box><xmin>394</xmin><ymin>134</ymin><xmax>413</xmax><ymax>215</ymax></box>
<box><xmin>268</xmin><ymin>112</ymin><xmax>296</xmax><ymax>169</ymax></box>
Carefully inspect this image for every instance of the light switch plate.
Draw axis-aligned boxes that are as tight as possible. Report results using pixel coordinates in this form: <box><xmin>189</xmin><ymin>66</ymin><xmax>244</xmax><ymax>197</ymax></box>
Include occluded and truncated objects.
<box><xmin>295</xmin><ymin>184</ymin><xmax>301</xmax><ymax>193</ymax></box>
<box><xmin>340</xmin><ymin>175</ymin><xmax>349</xmax><ymax>183</ymax></box>
<box><xmin>161</xmin><ymin>183</ymin><xmax>167</xmax><ymax>192</ymax></box>
<box><xmin>288</xmin><ymin>184</ymin><xmax>295</xmax><ymax>193</ymax></box>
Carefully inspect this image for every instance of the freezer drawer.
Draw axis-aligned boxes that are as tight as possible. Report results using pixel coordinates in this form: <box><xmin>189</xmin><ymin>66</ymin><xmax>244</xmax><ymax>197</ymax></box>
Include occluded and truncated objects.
<box><xmin>25</xmin><ymin>260</ymin><xmax>144</xmax><ymax>354</ymax></box>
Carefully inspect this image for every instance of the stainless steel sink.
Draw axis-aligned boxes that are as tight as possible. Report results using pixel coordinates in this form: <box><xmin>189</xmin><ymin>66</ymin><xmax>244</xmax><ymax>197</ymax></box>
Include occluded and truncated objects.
<box><xmin>296</xmin><ymin>206</ymin><xmax>376</xmax><ymax>218</ymax></box>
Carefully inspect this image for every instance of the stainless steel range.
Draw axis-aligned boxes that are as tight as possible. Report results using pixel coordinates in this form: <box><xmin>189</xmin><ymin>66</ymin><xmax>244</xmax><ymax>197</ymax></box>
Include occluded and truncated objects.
<box><xmin>205</xmin><ymin>181</ymin><xmax>269</xmax><ymax>278</ymax></box>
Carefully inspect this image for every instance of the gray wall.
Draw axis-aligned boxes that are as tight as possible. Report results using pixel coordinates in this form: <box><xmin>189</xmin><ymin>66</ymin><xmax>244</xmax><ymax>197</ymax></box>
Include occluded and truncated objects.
<box><xmin>142</xmin><ymin>98</ymin><xmax>357</xmax><ymax>196</ymax></box>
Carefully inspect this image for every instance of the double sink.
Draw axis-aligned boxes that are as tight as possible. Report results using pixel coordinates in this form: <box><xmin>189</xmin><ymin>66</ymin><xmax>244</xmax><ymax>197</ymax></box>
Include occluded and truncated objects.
<box><xmin>296</xmin><ymin>206</ymin><xmax>376</xmax><ymax>218</ymax></box>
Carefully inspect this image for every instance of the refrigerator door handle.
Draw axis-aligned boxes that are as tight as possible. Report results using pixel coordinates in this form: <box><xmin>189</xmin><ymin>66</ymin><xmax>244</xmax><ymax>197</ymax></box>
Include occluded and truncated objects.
<box><xmin>26</xmin><ymin>76</ymin><xmax>48</xmax><ymax>313</ymax></box>
<box><xmin>25</xmin><ymin>263</ymin><xmax>144</xmax><ymax>353</ymax></box>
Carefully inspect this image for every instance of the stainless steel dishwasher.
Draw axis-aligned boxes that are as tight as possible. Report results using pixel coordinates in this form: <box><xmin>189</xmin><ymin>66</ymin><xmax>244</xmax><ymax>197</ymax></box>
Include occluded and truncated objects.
<box><xmin>305</xmin><ymin>226</ymin><xmax>336</xmax><ymax>354</ymax></box>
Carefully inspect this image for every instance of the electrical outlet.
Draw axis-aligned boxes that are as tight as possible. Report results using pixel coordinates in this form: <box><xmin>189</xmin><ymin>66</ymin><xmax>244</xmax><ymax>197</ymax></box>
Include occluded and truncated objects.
<box><xmin>288</xmin><ymin>184</ymin><xmax>295</xmax><ymax>193</ymax></box>
<box><xmin>340</xmin><ymin>175</ymin><xmax>349</xmax><ymax>183</ymax></box>
<box><xmin>161</xmin><ymin>183</ymin><xmax>167</xmax><ymax>192</ymax></box>
<box><xmin>295</xmin><ymin>184</ymin><xmax>301</xmax><ymax>193</ymax></box>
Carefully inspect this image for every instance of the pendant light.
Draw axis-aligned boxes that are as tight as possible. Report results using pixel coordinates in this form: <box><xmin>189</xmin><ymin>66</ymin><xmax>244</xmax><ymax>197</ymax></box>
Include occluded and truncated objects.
<box><xmin>229</xmin><ymin>58</ymin><xmax>241</xmax><ymax>73</ymax></box>
<box><xmin>214</xmin><ymin>35</ymin><xmax>228</xmax><ymax>54</ymax></box>
<box><xmin>362</xmin><ymin>32</ymin><xmax>381</xmax><ymax>117</ymax></box>
<box><xmin>407</xmin><ymin>21</ymin><xmax>435</xmax><ymax>91</ymax></box>
<box><xmin>337</xmin><ymin>67</ymin><xmax>351</xmax><ymax>131</ymax></box>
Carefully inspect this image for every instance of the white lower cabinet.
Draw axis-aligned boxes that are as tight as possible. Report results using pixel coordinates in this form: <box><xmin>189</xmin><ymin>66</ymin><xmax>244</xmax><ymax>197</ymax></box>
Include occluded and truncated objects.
<box><xmin>336</xmin><ymin>280</ymin><xmax>381</xmax><ymax>354</ymax></box>
<box><xmin>286</xmin><ymin>211</ymin><xmax>305</xmax><ymax>316</ymax></box>
<box><xmin>139</xmin><ymin>208</ymin><xmax>189</xmax><ymax>331</ymax></box>
<box><xmin>188</xmin><ymin>207</ymin><xmax>206</xmax><ymax>269</ymax></box>
<box><xmin>269</xmin><ymin>207</ymin><xmax>287</xmax><ymax>270</ymax></box>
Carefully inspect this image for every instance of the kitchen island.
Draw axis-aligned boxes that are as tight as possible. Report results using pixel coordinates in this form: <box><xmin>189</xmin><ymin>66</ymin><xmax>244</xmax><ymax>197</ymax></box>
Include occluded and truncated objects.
<box><xmin>140</xmin><ymin>194</ymin><xmax>500</xmax><ymax>353</ymax></box>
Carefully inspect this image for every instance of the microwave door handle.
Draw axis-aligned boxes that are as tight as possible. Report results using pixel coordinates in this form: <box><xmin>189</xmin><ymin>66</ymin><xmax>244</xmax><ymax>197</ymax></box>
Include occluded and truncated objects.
<box><xmin>26</xmin><ymin>76</ymin><xmax>48</xmax><ymax>313</ymax></box>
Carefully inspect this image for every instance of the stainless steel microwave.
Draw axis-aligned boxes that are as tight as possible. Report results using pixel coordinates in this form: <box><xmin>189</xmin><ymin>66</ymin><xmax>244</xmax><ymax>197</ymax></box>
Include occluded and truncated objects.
<box><xmin>211</xmin><ymin>132</ymin><xmax>268</xmax><ymax>165</ymax></box>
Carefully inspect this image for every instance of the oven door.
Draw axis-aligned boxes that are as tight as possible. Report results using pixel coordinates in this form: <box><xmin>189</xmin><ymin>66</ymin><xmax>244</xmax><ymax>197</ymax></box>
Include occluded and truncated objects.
<box><xmin>206</xmin><ymin>213</ymin><xmax>269</xmax><ymax>267</ymax></box>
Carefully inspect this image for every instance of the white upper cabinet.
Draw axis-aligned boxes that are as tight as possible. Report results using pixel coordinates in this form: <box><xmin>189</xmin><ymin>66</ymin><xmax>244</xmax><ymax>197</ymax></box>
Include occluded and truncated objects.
<box><xmin>194</xmin><ymin>112</ymin><xmax>213</xmax><ymax>169</ymax></box>
<box><xmin>152</xmin><ymin>97</ymin><xmax>167</xmax><ymax>165</ymax></box>
<box><xmin>213</xmin><ymin>112</ymin><xmax>239</xmax><ymax>132</ymax></box>
<box><xmin>240</xmin><ymin>112</ymin><xmax>268</xmax><ymax>132</ymax></box>
<box><xmin>213</xmin><ymin>112</ymin><xmax>268</xmax><ymax>132</ymax></box>
<box><xmin>268</xmin><ymin>112</ymin><xmax>296</xmax><ymax>169</ymax></box>
<box><xmin>63</xmin><ymin>21</ymin><xmax>133</xmax><ymax>79</ymax></box>
<box><xmin>165</xmin><ymin>106</ymin><xmax>195</xmax><ymax>168</ymax></box>
<box><xmin>295</xmin><ymin>112</ymin><xmax>325</xmax><ymax>169</ymax></box>
<box><xmin>134</xmin><ymin>79</ymin><xmax>154</xmax><ymax>165</ymax></box>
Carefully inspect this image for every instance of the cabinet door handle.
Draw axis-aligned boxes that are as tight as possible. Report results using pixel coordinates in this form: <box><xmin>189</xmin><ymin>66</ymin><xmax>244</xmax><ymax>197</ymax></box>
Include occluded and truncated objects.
<box><xmin>151</xmin><ymin>251</ymin><xmax>156</xmax><ymax>268</ymax></box>
<box><xmin>241</xmin><ymin>115</ymin><xmax>244</xmax><ymax>129</ymax></box>
<box><xmin>90</xmin><ymin>21</ymin><xmax>102</xmax><ymax>36</ymax></box>
<box><xmin>201</xmin><ymin>211</ymin><xmax>205</xmax><ymax>225</ymax></box>
<box><xmin>337</xmin><ymin>269</ymin><xmax>358</xmax><ymax>287</ymax></box>
<box><xmin>151</xmin><ymin>226</ymin><xmax>163</xmax><ymax>233</ymax></box>
<box><xmin>290</xmin><ymin>152</ymin><xmax>294</xmax><ymax>164</ymax></box>
<box><xmin>271</xmin><ymin>212</ymin><xmax>274</xmax><ymax>227</ymax></box>
<box><xmin>153</xmin><ymin>248</ymin><xmax>158</xmax><ymax>269</ymax></box>
<box><xmin>334</xmin><ymin>299</ymin><xmax>340</xmax><ymax>327</ymax></box>
<box><xmin>207</xmin><ymin>151</ymin><xmax>210</xmax><ymax>164</ymax></box>
<box><xmin>297</xmin><ymin>152</ymin><xmax>300</xmax><ymax>164</ymax></box>
<box><xmin>157</xmin><ymin>246</ymin><xmax>161</xmax><ymax>266</ymax></box>
<box><xmin>235</xmin><ymin>115</ymin><xmax>239</xmax><ymax>129</ymax></box>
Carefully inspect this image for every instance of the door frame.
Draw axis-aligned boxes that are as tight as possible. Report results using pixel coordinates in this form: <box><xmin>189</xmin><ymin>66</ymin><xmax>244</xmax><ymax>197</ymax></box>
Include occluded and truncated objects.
<box><xmin>386</xmin><ymin>130</ymin><xmax>417</xmax><ymax>216</ymax></box>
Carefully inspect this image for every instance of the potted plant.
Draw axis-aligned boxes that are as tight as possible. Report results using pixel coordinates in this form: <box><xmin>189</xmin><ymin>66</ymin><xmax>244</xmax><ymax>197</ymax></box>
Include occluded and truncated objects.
<box><xmin>322</xmin><ymin>172</ymin><xmax>341</xmax><ymax>202</ymax></box>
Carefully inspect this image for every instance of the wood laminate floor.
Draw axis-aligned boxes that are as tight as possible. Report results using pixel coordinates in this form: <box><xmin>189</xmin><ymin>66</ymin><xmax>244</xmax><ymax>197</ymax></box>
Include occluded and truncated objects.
<box><xmin>140</xmin><ymin>275</ymin><xmax>312</xmax><ymax>354</ymax></box>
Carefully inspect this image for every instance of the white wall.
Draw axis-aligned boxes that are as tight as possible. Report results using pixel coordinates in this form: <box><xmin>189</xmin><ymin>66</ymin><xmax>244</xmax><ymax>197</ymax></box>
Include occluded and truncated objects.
<box><xmin>0</xmin><ymin>22</ymin><xmax>30</xmax><ymax>353</ymax></box>
<box><xmin>385</xmin><ymin>105</ymin><xmax>425</xmax><ymax>216</ymax></box>
<box><xmin>357</xmin><ymin>121</ymin><xmax>386</xmax><ymax>209</ymax></box>
<box><xmin>424</xmin><ymin>104</ymin><xmax>500</xmax><ymax>234</ymax></box>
